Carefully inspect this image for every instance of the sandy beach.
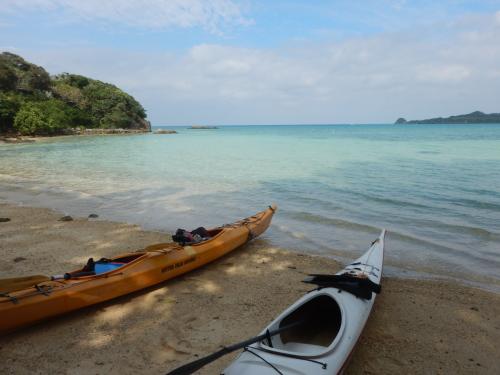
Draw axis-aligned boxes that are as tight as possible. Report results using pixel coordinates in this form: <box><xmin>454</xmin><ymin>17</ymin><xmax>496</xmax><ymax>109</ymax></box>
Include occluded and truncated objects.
<box><xmin>0</xmin><ymin>202</ymin><xmax>499</xmax><ymax>375</ymax></box>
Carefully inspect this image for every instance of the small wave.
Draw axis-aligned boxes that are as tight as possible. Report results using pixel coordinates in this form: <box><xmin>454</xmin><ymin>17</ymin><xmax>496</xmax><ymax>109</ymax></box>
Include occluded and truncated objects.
<box><xmin>442</xmin><ymin>197</ymin><xmax>500</xmax><ymax>211</ymax></box>
<box><xmin>285</xmin><ymin>211</ymin><xmax>381</xmax><ymax>234</ymax></box>
<box><xmin>458</xmin><ymin>187</ymin><xmax>500</xmax><ymax>199</ymax></box>
<box><xmin>388</xmin><ymin>230</ymin><xmax>500</xmax><ymax>266</ymax></box>
<box><xmin>330</xmin><ymin>187</ymin><xmax>433</xmax><ymax>211</ymax></box>
<box><xmin>273</xmin><ymin>223</ymin><xmax>332</xmax><ymax>252</ymax></box>
<box><xmin>430</xmin><ymin>222</ymin><xmax>500</xmax><ymax>240</ymax></box>
<box><xmin>418</xmin><ymin>150</ymin><xmax>440</xmax><ymax>155</ymax></box>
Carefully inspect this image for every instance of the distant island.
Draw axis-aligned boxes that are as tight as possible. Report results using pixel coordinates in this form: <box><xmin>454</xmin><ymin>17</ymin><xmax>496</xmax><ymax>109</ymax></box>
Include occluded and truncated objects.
<box><xmin>0</xmin><ymin>52</ymin><xmax>150</xmax><ymax>136</ymax></box>
<box><xmin>395</xmin><ymin>111</ymin><xmax>500</xmax><ymax>124</ymax></box>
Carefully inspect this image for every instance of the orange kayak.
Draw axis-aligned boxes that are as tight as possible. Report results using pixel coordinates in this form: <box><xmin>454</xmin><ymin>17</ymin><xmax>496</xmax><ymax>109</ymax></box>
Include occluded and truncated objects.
<box><xmin>0</xmin><ymin>205</ymin><xmax>276</xmax><ymax>333</ymax></box>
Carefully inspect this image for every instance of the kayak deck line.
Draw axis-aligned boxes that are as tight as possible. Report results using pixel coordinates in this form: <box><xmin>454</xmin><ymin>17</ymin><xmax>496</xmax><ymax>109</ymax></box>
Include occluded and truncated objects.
<box><xmin>0</xmin><ymin>270</ymin><xmax>126</xmax><ymax>304</ymax></box>
<box><xmin>244</xmin><ymin>345</ymin><xmax>328</xmax><ymax>369</ymax></box>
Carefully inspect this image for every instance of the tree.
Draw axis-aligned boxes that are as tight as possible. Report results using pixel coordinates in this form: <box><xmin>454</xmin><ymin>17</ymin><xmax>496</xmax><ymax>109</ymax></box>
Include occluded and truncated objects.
<box><xmin>1</xmin><ymin>54</ymin><xmax>149</xmax><ymax>135</ymax></box>
<box><xmin>0</xmin><ymin>62</ymin><xmax>17</xmax><ymax>91</ymax></box>
<box><xmin>13</xmin><ymin>99</ymin><xmax>90</xmax><ymax>135</ymax></box>
<box><xmin>0</xmin><ymin>92</ymin><xmax>24</xmax><ymax>132</ymax></box>
<box><xmin>0</xmin><ymin>52</ymin><xmax>50</xmax><ymax>92</ymax></box>
<box><xmin>13</xmin><ymin>102</ymin><xmax>46</xmax><ymax>135</ymax></box>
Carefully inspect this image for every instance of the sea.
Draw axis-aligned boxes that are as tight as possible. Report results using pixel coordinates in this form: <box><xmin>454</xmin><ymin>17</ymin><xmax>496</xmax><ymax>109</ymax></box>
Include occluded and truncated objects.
<box><xmin>1</xmin><ymin>124</ymin><xmax>499</xmax><ymax>291</ymax></box>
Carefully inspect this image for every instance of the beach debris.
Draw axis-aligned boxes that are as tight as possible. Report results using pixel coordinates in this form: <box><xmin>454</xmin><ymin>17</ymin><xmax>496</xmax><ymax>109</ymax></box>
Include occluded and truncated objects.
<box><xmin>88</xmin><ymin>213</ymin><xmax>99</xmax><ymax>219</ymax></box>
<box><xmin>13</xmin><ymin>257</ymin><xmax>27</xmax><ymax>263</ymax></box>
<box><xmin>58</xmin><ymin>215</ymin><xmax>73</xmax><ymax>222</ymax></box>
<box><xmin>0</xmin><ymin>217</ymin><xmax>11</xmax><ymax>222</ymax></box>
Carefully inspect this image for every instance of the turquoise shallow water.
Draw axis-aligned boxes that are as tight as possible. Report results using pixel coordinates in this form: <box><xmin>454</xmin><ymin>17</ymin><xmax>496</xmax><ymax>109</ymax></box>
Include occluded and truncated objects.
<box><xmin>1</xmin><ymin>124</ymin><xmax>499</xmax><ymax>290</ymax></box>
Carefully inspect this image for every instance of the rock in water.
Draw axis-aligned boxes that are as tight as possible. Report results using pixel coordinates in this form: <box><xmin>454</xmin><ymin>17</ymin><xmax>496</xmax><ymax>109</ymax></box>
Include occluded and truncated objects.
<box><xmin>188</xmin><ymin>125</ymin><xmax>218</xmax><ymax>129</ymax></box>
<box><xmin>88</xmin><ymin>213</ymin><xmax>99</xmax><ymax>219</ymax></box>
<box><xmin>154</xmin><ymin>129</ymin><xmax>177</xmax><ymax>134</ymax></box>
<box><xmin>59</xmin><ymin>215</ymin><xmax>73</xmax><ymax>222</ymax></box>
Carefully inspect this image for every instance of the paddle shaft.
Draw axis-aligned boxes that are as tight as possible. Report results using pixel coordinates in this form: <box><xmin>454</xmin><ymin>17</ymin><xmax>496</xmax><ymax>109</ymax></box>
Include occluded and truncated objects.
<box><xmin>166</xmin><ymin>320</ymin><xmax>302</xmax><ymax>375</ymax></box>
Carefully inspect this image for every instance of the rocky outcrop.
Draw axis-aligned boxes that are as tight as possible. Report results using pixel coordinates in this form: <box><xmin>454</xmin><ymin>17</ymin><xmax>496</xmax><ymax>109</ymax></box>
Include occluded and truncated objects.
<box><xmin>75</xmin><ymin>128</ymin><xmax>149</xmax><ymax>135</ymax></box>
<box><xmin>0</xmin><ymin>136</ymin><xmax>36</xmax><ymax>143</ymax></box>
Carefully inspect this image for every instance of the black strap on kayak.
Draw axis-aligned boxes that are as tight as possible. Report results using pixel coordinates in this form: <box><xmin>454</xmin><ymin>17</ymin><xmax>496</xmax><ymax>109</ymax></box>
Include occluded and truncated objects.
<box><xmin>243</xmin><ymin>347</ymin><xmax>283</xmax><ymax>375</ymax></box>
<box><xmin>0</xmin><ymin>292</ymin><xmax>18</xmax><ymax>304</ymax></box>
<box><xmin>265</xmin><ymin>329</ymin><xmax>273</xmax><ymax>347</ymax></box>
<box><xmin>247</xmin><ymin>345</ymin><xmax>328</xmax><ymax>370</ymax></box>
<box><xmin>303</xmin><ymin>273</ymin><xmax>381</xmax><ymax>300</ymax></box>
<box><xmin>350</xmin><ymin>262</ymin><xmax>380</xmax><ymax>272</ymax></box>
<box><xmin>35</xmin><ymin>284</ymin><xmax>52</xmax><ymax>296</ymax></box>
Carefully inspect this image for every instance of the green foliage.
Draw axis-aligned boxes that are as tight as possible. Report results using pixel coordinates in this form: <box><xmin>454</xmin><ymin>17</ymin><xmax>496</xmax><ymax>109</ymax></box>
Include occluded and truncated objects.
<box><xmin>80</xmin><ymin>80</ymin><xmax>146</xmax><ymax>128</ymax></box>
<box><xmin>0</xmin><ymin>53</ymin><xmax>148</xmax><ymax>135</ymax></box>
<box><xmin>52</xmin><ymin>81</ymin><xmax>87</xmax><ymax>107</ymax></box>
<box><xmin>55</xmin><ymin>73</ymin><xmax>90</xmax><ymax>89</ymax></box>
<box><xmin>0</xmin><ymin>92</ymin><xmax>25</xmax><ymax>132</ymax></box>
<box><xmin>0</xmin><ymin>52</ymin><xmax>51</xmax><ymax>92</ymax></box>
<box><xmin>13</xmin><ymin>99</ymin><xmax>91</xmax><ymax>135</ymax></box>
<box><xmin>13</xmin><ymin>102</ymin><xmax>46</xmax><ymax>135</ymax></box>
<box><xmin>0</xmin><ymin>62</ymin><xmax>17</xmax><ymax>91</ymax></box>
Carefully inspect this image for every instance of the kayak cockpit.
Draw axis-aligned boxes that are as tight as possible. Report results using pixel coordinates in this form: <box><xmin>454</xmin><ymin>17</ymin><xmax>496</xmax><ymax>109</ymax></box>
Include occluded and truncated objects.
<box><xmin>53</xmin><ymin>253</ymin><xmax>146</xmax><ymax>280</ymax></box>
<box><xmin>261</xmin><ymin>294</ymin><xmax>344</xmax><ymax>357</ymax></box>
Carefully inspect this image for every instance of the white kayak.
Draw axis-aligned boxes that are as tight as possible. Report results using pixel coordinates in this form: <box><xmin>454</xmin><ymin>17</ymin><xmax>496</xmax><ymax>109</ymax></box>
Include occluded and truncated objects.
<box><xmin>222</xmin><ymin>229</ymin><xmax>386</xmax><ymax>375</ymax></box>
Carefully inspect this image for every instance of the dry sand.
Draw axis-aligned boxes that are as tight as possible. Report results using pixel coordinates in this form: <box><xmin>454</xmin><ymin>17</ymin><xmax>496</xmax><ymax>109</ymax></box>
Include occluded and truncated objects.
<box><xmin>0</xmin><ymin>202</ymin><xmax>499</xmax><ymax>374</ymax></box>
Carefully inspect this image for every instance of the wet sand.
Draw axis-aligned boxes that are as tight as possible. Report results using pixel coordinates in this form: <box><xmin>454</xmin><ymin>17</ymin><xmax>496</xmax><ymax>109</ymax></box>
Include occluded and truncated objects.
<box><xmin>0</xmin><ymin>202</ymin><xmax>499</xmax><ymax>374</ymax></box>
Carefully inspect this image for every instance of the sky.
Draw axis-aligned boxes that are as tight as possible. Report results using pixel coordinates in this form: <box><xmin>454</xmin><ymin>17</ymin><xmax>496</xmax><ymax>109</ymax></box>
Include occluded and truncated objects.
<box><xmin>1</xmin><ymin>0</ymin><xmax>500</xmax><ymax>125</ymax></box>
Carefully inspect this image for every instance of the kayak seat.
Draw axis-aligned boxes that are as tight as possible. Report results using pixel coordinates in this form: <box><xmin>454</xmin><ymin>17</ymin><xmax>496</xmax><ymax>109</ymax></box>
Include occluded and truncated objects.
<box><xmin>77</xmin><ymin>257</ymin><xmax>127</xmax><ymax>276</ymax></box>
<box><xmin>94</xmin><ymin>261</ymin><xmax>125</xmax><ymax>274</ymax></box>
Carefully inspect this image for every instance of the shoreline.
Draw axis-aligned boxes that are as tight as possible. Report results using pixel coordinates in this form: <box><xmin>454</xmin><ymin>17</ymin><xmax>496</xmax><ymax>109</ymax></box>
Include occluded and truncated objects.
<box><xmin>0</xmin><ymin>129</ymin><xmax>151</xmax><ymax>144</ymax></box>
<box><xmin>1</xmin><ymin>177</ymin><xmax>498</xmax><ymax>294</ymax></box>
<box><xmin>0</xmin><ymin>202</ymin><xmax>499</xmax><ymax>374</ymax></box>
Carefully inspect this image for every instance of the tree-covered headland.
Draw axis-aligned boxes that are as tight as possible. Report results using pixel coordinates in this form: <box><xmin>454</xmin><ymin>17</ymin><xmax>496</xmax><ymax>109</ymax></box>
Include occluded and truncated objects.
<box><xmin>0</xmin><ymin>52</ymin><xmax>150</xmax><ymax>135</ymax></box>
<box><xmin>395</xmin><ymin>111</ymin><xmax>500</xmax><ymax>124</ymax></box>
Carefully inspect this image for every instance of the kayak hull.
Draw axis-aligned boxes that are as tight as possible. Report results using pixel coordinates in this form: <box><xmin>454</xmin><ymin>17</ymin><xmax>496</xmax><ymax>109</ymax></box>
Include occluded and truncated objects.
<box><xmin>0</xmin><ymin>205</ymin><xmax>276</xmax><ymax>334</ymax></box>
<box><xmin>223</xmin><ymin>229</ymin><xmax>385</xmax><ymax>375</ymax></box>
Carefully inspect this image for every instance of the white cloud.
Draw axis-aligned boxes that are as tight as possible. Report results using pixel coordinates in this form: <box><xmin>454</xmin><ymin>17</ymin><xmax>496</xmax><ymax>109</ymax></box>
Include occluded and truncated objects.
<box><xmin>0</xmin><ymin>0</ymin><xmax>249</xmax><ymax>32</ymax></box>
<box><xmin>416</xmin><ymin>64</ymin><xmax>471</xmax><ymax>83</ymax></box>
<box><xmin>13</xmin><ymin>11</ymin><xmax>500</xmax><ymax>124</ymax></box>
